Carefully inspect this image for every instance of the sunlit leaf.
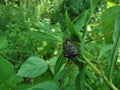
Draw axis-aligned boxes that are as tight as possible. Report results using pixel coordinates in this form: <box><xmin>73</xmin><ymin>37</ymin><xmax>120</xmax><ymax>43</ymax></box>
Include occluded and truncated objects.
<box><xmin>17</xmin><ymin>56</ymin><xmax>48</xmax><ymax>78</ymax></box>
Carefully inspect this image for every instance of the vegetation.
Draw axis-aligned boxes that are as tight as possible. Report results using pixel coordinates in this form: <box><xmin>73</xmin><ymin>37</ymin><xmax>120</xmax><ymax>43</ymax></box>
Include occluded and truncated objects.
<box><xmin>0</xmin><ymin>0</ymin><xmax>120</xmax><ymax>90</ymax></box>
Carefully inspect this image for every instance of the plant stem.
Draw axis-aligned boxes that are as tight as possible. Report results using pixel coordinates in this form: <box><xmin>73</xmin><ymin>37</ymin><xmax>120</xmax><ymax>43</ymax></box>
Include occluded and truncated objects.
<box><xmin>83</xmin><ymin>56</ymin><xmax>118</xmax><ymax>90</ymax></box>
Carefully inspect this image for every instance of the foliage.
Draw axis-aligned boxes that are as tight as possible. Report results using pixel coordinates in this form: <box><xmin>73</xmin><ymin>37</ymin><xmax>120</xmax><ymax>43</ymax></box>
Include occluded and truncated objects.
<box><xmin>0</xmin><ymin>0</ymin><xmax>120</xmax><ymax>90</ymax></box>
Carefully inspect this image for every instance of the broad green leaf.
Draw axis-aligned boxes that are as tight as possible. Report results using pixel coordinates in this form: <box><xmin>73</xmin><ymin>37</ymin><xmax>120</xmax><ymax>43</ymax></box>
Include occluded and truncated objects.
<box><xmin>17</xmin><ymin>56</ymin><xmax>48</xmax><ymax>78</ymax></box>
<box><xmin>101</xmin><ymin>6</ymin><xmax>120</xmax><ymax>43</ymax></box>
<box><xmin>108</xmin><ymin>11</ymin><xmax>120</xmax><ymax>81</ymax></box>
<box><xmin>0</xmin><ymin>56</ymin><xmax>14</xmax><ymax>84</ymax></box>
<box><xmin>0</xmin><ymin>36</ymin><xmax>8</xmax><ymax>49</ymax></box>
<box><xmin>54</xmin><ymin>53</ymin><xmax>66</xmax><ymax>76</ymax></box>
<box><xmin>27</xmin><ymin>81</ymin><xmax>58</xmax><ymax>90</ymax></box>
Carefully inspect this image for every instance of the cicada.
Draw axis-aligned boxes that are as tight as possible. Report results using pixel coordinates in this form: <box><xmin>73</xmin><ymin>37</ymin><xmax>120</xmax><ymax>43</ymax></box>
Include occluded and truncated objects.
<box><xmin>63</xmin><ymin>39</ymin><xmax>79</xmax><ymax>59</ymax></box>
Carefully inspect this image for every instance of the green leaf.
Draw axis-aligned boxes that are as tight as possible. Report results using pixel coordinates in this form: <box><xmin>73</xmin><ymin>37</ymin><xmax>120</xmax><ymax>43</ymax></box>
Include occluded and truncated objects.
<box><xmin>101</xmin><ymin>6</ymin><xmax>120</xmax><ymax>43</ymax></box>
<box><xmin>90</xmin><ymin>0</ymin><xmax>98</xmax><ymax>13</ymax></box>
<box><xmin>108</xmin><ymin>11</ymin><xmax>120</xmax><ymax>81</ymax></box>
<box><xmin>49</xmin><ymin>56</ymin><xmax>58</xmax><ymax>74</ymax></box>
<box><xmin>0</xmin><ymin>56</ymin><xmax>14</xmax><ymax>84</ymax></box>
<box><xmin>73</xmin><ymin>10</ymin><xmax>88</xmax><ymax>33</ymax></box>
<box><xmin>54</xmin><ymin>53</ymin><xmax>66</xmax><ymax>76</ymax></box>
<box><xmin>26</xmin><ymin>31</ymin><xmax>61</xmax><ymax>42</ymax></box>
<box><xmin>65</xmin><ymin>11</ymin><xmax>77</xmax><ymax>37</ymax></box>
<box><xmin>0</xmin><ymin>36</ymin><xmax>8</xmax><ymax>49</ymax></box>
<box><xmin>17</xmin><ymin>56</ymin><xmax>48</xmax><ymax>78</ymax></box>
<box><xmin>27</xmin><ymin>81</ymin><xmax>58</xmax><ymax>90</ymax></box>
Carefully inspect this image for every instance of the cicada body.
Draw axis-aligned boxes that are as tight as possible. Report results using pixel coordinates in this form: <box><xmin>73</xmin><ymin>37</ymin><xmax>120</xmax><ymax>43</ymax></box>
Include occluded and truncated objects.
<box><xmin>63</xmin><ymin>39</ymin><xmax>79</xmax><ymax>59</ymax></box>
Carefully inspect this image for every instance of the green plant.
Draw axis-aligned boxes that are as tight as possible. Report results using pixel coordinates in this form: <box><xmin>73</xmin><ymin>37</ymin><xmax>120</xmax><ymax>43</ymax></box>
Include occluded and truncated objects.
<box><xmin>0</xmin><ymin>0</ymin><xmax>120</xmax><ymax>90</ymax></box>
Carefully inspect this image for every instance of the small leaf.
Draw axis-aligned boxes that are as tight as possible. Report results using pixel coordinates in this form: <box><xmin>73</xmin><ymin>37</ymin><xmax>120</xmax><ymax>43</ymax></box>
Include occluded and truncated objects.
<box><xmin>17</xmin><ymin>56</ymin><xmax>48</xmax><ymax>78</ymax></box>
<box><xmin>0</xmin><ymin>56</ymin><xmax>14</xmax><ymax>84</ymax></box>
<box><xmin>27</xmin><ymin>81</ymin><xmax>58</xmax><ymax>90</ymax></box>
<box><xmin>54</xmin><ymin>53</ymin><xmax>66</xmax><ymax>76</ymax></box>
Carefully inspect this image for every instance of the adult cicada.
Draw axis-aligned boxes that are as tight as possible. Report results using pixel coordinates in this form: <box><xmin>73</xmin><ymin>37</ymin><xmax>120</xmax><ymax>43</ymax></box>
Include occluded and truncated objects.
<box><xmin>63</xmin><ymin>39</ymin><xmax>79</xmax><ymax>59</ymax></box>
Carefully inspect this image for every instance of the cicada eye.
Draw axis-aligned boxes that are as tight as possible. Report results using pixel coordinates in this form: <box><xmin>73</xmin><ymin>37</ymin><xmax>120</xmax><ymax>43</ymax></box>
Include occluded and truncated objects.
<box><xmin>63</xmin><ymin>39</ymin><xmax>79</xmax><ymax>59</ymax></box>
